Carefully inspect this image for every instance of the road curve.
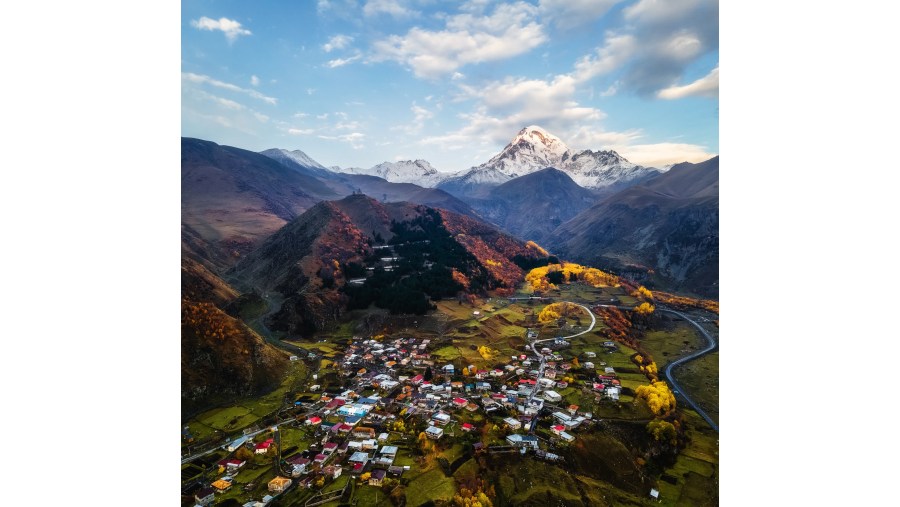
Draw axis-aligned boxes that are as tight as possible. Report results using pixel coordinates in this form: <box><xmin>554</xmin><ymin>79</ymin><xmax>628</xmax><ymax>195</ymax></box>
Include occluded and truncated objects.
<box><xmin>659</xmin><ymin>308</ymin><xmax>719</xmax><ymax>432</ymax></box>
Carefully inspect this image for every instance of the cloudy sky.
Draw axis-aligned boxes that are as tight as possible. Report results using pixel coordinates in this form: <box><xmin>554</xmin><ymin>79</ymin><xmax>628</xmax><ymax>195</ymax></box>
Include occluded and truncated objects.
<box><xmin>182</xmin><ymin>0</ymin><xmax>718</xmax><ymax>171</ymax></box>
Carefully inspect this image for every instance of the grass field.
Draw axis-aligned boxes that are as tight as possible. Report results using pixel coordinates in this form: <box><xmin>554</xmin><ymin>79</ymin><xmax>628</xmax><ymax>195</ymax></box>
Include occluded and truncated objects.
<box><xmin>403</xmin><ymin>467</ymin><xmax>457</xmax><ymax>506</ymax></box>
<box><xmin>639</xmin><ymin>323</ymin><xmax>705</xmax><ymax>367</ymax></box>
<box><xmin>671</xmin><ymin>351</ymin><xmax>719</xmax><ymax>426</ymax></box>
<box><xmin>655</xmin><ymin>410</ymin><xmax>719</xmax><ymax>506</ymax></box>
<box><xmin>494</xmin><ymin>458</ymin><xmax>585</xmax><ymax>505</ymax></box>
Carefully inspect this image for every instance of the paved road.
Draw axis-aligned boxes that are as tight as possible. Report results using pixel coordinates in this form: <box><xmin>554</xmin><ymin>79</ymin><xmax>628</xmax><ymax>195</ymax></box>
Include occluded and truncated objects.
<box><xmin>527</xmin><ymin>302</ymin><xmax>597</xmax><ymax>405</ymax></box>
<box><xmin>659</xmin><ymin>308</ymin><xmax>719</xmax><ymax>432</ymax></box>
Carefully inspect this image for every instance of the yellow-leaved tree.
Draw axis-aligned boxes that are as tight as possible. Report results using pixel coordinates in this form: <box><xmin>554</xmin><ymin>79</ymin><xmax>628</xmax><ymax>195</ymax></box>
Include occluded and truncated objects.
<box><xmin>635</xmin><ymin>380</ymin><xmax>676</xmax><ymax>417</ymax></box>
<box><xmin>634</xmin><ymin>302</ymin><xmax>655</xmax><ymax>315</ymax></box>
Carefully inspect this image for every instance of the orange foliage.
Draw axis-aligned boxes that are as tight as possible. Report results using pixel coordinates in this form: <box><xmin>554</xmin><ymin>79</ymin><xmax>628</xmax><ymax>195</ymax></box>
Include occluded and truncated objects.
<box><xmin>653</xmin><ymin>291</ymin><xmax>719</xmax><ymax>314</ymax></box>
<box><xmin>451</xmin><ymin>269</ymin><xmax>471</xmax><ymax>289</ymax></box>
<box><xmin>631</xmin><ymin>286</ymin><xmax>654</xmax><ymax>300</ymax></box>
<box><xmin>525</xmin><ymin>240</ymin><xmax>549</xmax><ymax>257</ymax></box>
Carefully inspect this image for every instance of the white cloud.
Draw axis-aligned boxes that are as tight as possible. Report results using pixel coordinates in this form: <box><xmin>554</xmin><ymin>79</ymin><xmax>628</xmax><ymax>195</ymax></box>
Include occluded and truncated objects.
<box><xmin>538</xmin><ymin>0</ymin><xmax>624</xmax><ymax>29</ymax></box>
<box><xmin>190</xmin><ymin>17</ymin><xmax>252</xmax><ymax>42</ymax></box>
<box><xmin>600</xmin><ymin>82</ymin><xmax>619</xmax><ymax>97</ymax></box>
<box><xmin>364</xmin><ymin>0</ymin><xmax>418</xmax><ymax>18</ymax></box>
<box><xmin>318</xmin><ymin>132</ymin><xmax>366</xmax><ymax>149</ymax></box>
<box><xmin>294</xmin><ymin>112</ymin><xmax>309</xmax><ymax>118</ymax></box>
<box><xmin>182</xmin><ymin>72</ymin><xmax>278</xmax><ymax>105</ymax></box>
<box><xmin>371</xmin><ymin>2</ymin><xmax>547</xmax><ymax>79</ymax></box>
<box><xmin>317</xmin><ymin>114</ymin><xmax>329</xmax><ymax>120</ymax></box>
<box><xmin>657</xmin><ymin>66</ymin><xmax>718</xmax><ymax>99</ymax></box>
<box><xmin>253</xmin><ymin>113</ymin><xmax>270</xmax><ymax>123</ymax></box>
<box><xmin>326</xmin><ymin>54</ymin><xmax>362</xmax><ymax>68</ymax></box>
<box><xmin>209</xmin><ymin>96</ymin><xmax>243</xmax><ymax>110</ymax></box>
<box><xmin>571</xmin><ymin>33</ymin><xmax>637</xmax><ymax>82</ymax></box>
<box><xmin>250</xmin><ymin>75</ymin><xmax>260</xmax><ymax>87</ymax></box>
<box><xmin>412</xmin><ymin>104</ymin><xmax>433</xmax><ymax>122</ymax></box>
<box><xmin>617</xmin><ymin>142</ymin><xmax>715</xmax><ymax>167</ymax></box>
<box><xmin>289</xmin><ymin>128</ymin><xmax>315</xmax><ymax>135</ymax></box>
<box><xmin>322</xmin><ymin>34</ymin><xmax>353</xmax><ymax>53</ymax></box>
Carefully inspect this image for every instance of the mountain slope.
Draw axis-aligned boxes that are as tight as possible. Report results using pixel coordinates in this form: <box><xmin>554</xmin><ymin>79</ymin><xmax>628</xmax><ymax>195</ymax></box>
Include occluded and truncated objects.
<box><xmin>182</xmin><ymin>138</ymin><xmax>339</xmax><ymax>264</ymax></box>
<box><xmin>259</xmin><ymin>148</ymin><xmax>334</xmax><ymax>178</ymax></box>
<box><xmin>229</xmin><ymin>195</ymin><xmax>548</xmax><ymax>336</ymax></box>
<box><xmin>467</xmin><ymin>168</ymin><xmax>599</xmax><ymax>243</ymax></box>
<box><xmin>547</xmin><ymin>157</ymin><xmax>719</xmax><ymax>296</ymax></box>
<box><xmin>339</xmin><ymin>159</ymin><xmax>447</xmax><ymax>187</ymax></box>
<box><xmin>182</xmin><ymin>299</ymin><xmax>288</xmax><ymax>414</ymax></box>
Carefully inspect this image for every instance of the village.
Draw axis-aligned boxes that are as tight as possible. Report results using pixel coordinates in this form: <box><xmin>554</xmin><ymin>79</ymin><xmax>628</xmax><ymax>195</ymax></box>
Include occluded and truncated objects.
<box><xmin>185</xmin><ymin>308</ymin><xmax>636</xmax><ymax>507</ymax></box>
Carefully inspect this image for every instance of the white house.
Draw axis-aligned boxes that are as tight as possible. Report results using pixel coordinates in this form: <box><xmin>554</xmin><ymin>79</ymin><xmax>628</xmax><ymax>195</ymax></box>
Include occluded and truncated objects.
<box><xmin>425</xmin><ymin>426</ymin><xmax>444</xmax><ymax>439</ymax></box>
<box><xmin>544</xmin><ymin>390</ymin><xmax>562</xmax><ymax>403</ymax></box>
<box><xmin>503</xmin><ymin>417</ymin><xmax>522</xmax><ymax>430</ymax></box>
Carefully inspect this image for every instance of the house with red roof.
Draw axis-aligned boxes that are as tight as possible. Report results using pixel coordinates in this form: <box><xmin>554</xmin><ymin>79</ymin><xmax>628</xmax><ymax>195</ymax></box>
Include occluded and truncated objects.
<box><xmin>306</xmin><ymin>416</ymin><xmax>322</xmax><ymax>426</ymax></box>
<box><xmin>461</xmin><ymin>423</ymin><xmax>474</xmax><ymax>432</ymax></box>
<box><xmin>551</xmin><ymin>425</ymin><xmax>565</xmax><ymax>436</ymax></box>
<box><xmin>255</xmin><ymin>438</ymin><xmax>274</xmax><ymax>454</ymax></box>
<box><xmin>452</xmin><ymin>397</ymin><xmax>468</xmax><ymax>408</ymax></box>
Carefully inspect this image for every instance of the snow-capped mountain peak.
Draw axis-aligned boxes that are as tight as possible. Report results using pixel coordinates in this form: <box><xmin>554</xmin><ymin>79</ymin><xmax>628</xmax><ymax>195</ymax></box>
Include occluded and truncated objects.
<box><xmin>335</xmin><ymin>159</ymin><xmax>447</xmax><ymax>187</ymax></box>
<box><xmin>455</xmin><ymin>125</ymin><xmax>662</xmax><ymax>191</ymax></box>
<box><xmin>260</xmin><ymin>148</ymin><xmax>328</xmax><ymax>171</ymax></box>
<box><xmin>478</xmin><ymin>125</ymin><xmax>572</xmax><ymax>178</ymax></box>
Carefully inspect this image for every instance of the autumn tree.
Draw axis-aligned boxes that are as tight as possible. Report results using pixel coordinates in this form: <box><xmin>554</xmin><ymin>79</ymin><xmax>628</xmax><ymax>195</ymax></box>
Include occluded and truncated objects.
<box><xmin>634</xmin><ymin>302</ymin><xmax>655</xmax><ymax>315</ymax></box>
<box><xmin>647</xmin><ymin>419</ymin><xmax>677</xmax><ymax>445</ymax></box>
<box><xmin>635</xmin><ymin>381</ymin><xmax>676</xmax><ymax>417</ymax></box>
<box><xmin>462</xmin><ymin>367</ymin><xmax>470</xmax><ymax>376</ymax></box>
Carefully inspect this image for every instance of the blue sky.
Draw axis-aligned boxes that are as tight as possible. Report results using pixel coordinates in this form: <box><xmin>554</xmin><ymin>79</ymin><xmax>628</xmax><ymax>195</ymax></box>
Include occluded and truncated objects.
<box><xmin>182</xmin><ymin>0</ymin><xmax>718</xmax><ymax>171</ymax></box>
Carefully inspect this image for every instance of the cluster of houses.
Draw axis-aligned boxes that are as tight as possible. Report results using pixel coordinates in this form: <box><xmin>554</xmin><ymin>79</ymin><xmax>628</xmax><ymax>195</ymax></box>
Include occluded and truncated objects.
<box><xmin>195</xmin><ymin>333</ymin><xmax>629</xmax><ymax>505</ymax></box>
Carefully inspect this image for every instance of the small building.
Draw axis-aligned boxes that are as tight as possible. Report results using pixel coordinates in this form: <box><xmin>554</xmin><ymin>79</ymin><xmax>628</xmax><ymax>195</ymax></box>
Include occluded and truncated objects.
<box><xmin>461</xmin><ymin>423</ymin><xmax>474</xmax><ymax>432</ymax></box>
<box><xmin>352</xmin><ymin>427</ymin><xmax>376</xmax><ymax>439</ymax></box>
<box><xmin>369</xmin><ymin>468</ymin><xmax>387</xmax><ymax>486</ymax></box>
<box><xmin>452</xmin><ymin>397</ymin><xmax>468</xmax><ymax>408</ymax></box>
<box><xmin>255</xmin><ymin>439</ymin><xmax>274</xmax><ymax>454</ymax></box>
<box><xmin>559</xmin><ymin>431</ymin><xmax>575</xmax><ymax>442</ymax></box>
<box><xmin>323</xmin><ymin>442</ymin><xmax>338</xmax><ymax>455</ymax></box>
<box><xmin>506</xmin><ymin>434</ymin><xmax>538</xmax><ymax>449</ymax></box>
<box><xmin>378</xmin><ymin>432</ymin><xmax>389</xmax><ymax>442</ymax></box>
<box><xmin>322</xmin><ymin>465</ymin><xmax>342</xmax><ymax>479</ymax></box>
<box><xmin>606</xmin><ymin>386</ymin><xmax>620</xmax><ymax>401</ymax></box>
<box><xmin>543</xmin><ymin>390</ymin><xmax>562</xmax><ymax>403</ymax></box>
<box><xmin>503</xmin><ymin>417</ymin><xmax>522</xmax><ymax>430</ymax></box>
<box><xmin>307</xmin><ymin>416</ymin><xmax>322</xmax><ymax>426</ymax></box>
<box><xmin>288</xmin><ymin>457</ymin><xmax>311</xmax><ymax>477</ymax></box>
<box><xmin>432</xmin><ymin>412</ymin><xmax>451</xmax><ymax>426</ymax></box>
<box><xmin>226</xmin><ymin>436</ymin><xmax>249</xmax><ymax>452</ymax></box>
<box><xmin>551</xmin><ymin>425</ymin><xmax>565</xmax><ymax>436</ymax></box>
<box><xmin>267</xmin><ymin>476</ymin><xmax>292</xmax><ymax>493</ymax></box>
<box><xmin>211</xmin><ymin>479</ymin><xmax>232</xmax><ymax>493</ymax></box>
<box><xmin>349</xmin><ymin>451</ymin><xmax>371</xmax><ymax>465</ymax></box>
<box><xmin>425</xmin><ymin>426</ymin><xmax>444</xmax><ymax>439</ymax></box>
<box><xmin>650</xmin><ymin>489</ymin><xmax>660</xmax><ymax>500</ymax></box>
<box><xmin>194</xmin><ymin>487</ymin><xmax>215</xmax><ymax>506</ymax></box>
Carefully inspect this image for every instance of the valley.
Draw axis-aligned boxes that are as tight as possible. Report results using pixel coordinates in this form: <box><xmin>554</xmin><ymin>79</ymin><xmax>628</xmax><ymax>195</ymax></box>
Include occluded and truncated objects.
<box><xmin>181</xmin><ymin>124</ymin><xmax>719</xmax><ymax>507</ymax></box>
<box><xmin>182</xmin><ymin>276</ymin><xmax>718</xmax><ymax>507</ymax></box>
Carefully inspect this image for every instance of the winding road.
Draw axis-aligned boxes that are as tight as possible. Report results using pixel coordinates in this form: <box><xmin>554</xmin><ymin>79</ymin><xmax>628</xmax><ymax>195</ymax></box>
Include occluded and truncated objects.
<box><xmin>527</xmin><ymin>302</ymin><xmax>596</xmax><ymax>405</ymax></box>
<box><xmin>658</xmin><ymin>308</ymin><xmax>719</xmax><ymax>432</ymax></box>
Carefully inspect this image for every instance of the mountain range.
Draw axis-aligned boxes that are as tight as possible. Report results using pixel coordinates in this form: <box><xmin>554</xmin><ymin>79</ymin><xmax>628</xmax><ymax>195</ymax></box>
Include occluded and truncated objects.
<box><xmin>181</xmin><ymin>126</ymin><xmax>718</xmax><ymax>411</ymax></box>
<box><xmin>321</xmin><ymin>126</ymin><xmax>662</xmax><ymax>198</ymax></box>
<box><xmin>550</xmin><ymin>156</ymin><xmax>719</xmax><ymax>297</ymax></box>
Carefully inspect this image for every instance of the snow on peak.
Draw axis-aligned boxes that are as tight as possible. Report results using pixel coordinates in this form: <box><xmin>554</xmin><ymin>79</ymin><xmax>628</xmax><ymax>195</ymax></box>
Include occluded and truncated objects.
<box><xmin>465</xmin><ymin>126</ymin><xmax>661</xmax><ymax>189</ymax></box>
<box><xmin>335</xmin><ymin>159</ymin><xmax>446</xmax><ymax>187</ymax></box>
<box><xmin>261</xmin><ymin>148</ymin><xmax>328</xmax><ymax>170</ymax></box>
